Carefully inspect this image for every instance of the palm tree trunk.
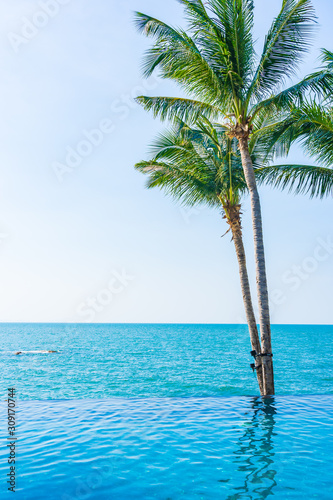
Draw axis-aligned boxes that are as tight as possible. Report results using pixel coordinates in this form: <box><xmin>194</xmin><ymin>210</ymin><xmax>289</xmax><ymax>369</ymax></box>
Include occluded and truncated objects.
<box><xmin>227</xmin><ymin>206</ymin><xmax>264</xmax><ymax>395</ymax></box>
<box><xmin>238</xmin><ymin>137</ymin><xmax>275</xmax><ymax>396</ymax></box>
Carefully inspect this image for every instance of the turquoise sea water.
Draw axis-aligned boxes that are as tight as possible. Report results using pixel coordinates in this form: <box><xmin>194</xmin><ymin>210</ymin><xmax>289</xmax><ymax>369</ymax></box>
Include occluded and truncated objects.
<box><xmin>0</xmin><ymin>324</ymin><xmax>332</xmax><ymax>499</ymax></box>
<box><xmin>1</xmin><ymin>323</ymin><xmax>333</xmax><ymax>399</ymax></box>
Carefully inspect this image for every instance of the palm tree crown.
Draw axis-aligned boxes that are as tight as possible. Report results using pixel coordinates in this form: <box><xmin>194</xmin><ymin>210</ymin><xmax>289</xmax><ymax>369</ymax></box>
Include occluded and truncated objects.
<box><xmin>136</xmin><ymin>119</ymin><xmax>246</xmax><ymax>210</ymax></box>
<box><xmin>134</xmin><ymin>0</ymin><xmax>332</xmax><ymax>133</ymax></box>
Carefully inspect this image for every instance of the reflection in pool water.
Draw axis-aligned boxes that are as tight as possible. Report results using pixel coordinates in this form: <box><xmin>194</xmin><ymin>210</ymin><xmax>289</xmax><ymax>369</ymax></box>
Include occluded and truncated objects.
<box><xmin>227</xmin><ymin>397</ymin><xmax>278</xmax><ymax>499</ymax></box>
<box><xmin>0</xmin><ymin>395</ymin><xmax>332</xmax><ymax>499</ymax></box>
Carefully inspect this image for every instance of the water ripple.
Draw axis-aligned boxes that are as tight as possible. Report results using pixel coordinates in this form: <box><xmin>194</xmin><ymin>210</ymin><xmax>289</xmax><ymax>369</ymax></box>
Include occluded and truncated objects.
<box><xmin>0</xmin><ymin>396</ymin><xmax>332</xmax><ymax>499</ymax></box>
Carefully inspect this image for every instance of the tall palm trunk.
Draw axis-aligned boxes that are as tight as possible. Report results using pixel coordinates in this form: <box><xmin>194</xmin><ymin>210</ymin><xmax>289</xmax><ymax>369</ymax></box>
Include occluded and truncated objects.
<box><xmin>237</xmin><ymin>137</ymin><xmax>275</xmax><ymax>396</ymax></box>
<box><xmin>226</xmin><ymin>204</ymin><xmax>264</xmax><ymax>395</ymax></box>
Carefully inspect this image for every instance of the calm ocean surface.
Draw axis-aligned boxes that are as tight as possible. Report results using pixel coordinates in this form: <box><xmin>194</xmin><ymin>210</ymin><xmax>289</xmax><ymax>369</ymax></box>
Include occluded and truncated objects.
<box><xmin>0</xmin><ymin>323</ymin><xmax>332</xmax><ymax>499</ymax></box>
<box><xmin>1</xmin><ymin>323</ymin><xmax>332</xmax><ymax>399</ymax></box>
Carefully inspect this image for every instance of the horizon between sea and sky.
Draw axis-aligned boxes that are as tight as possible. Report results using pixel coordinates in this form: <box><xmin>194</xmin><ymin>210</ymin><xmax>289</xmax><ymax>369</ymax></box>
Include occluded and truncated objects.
<box><xmin>0</xmin><ymin>0</ymin><xmax>332</xmax><ymax>324</ymax></box>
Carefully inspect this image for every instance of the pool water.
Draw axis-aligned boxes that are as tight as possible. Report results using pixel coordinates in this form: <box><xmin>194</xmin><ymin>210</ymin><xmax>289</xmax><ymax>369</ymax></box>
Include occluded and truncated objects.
<box><xmin>0</xmin><ymin>396</ymin><xmax>332</xmax><ymax>499</ymax></box>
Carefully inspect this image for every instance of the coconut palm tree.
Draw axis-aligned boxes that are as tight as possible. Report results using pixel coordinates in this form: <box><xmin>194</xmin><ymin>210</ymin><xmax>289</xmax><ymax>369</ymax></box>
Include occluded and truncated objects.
<box><xmin>136</xmin><ymin>118</ymin><xmax>294</xmax><ymax>394</ymax></box>
<box><xmin>134</xmin><ymin>0</ymin><xmax>333</xmax><ymax>395</ymax></box>
<box><xmin>136</xmin><ymin>119</ymin><xmax>264</xmax><ymax>392</ymax></box>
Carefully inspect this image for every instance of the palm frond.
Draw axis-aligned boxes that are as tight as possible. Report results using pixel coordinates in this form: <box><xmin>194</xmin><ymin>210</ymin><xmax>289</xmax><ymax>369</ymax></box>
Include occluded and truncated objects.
<box><xmin>297</xmin><ymin>103</ymin><xmax>333</xmax><ymax>166</ymax></box>
<box><xmin>320</xmin><ymin>48</ymin><xmax>333</xmax><ymax>70</ymax></box>
<box><xmin>178</xmin><ymin>0</ymin><xmax>255</xmax><ymax>97</ymax></box>
<box><xmin>209</xmin><ymin>0</ymin><xmax>255</xmax><ymax>90</ymax></box>
<box><xmin>250</xmin><ymin>113</ymin><xmax>300</xmax><ymax>163</ymax></box>
<box><xmin>248</xmin><ymin>0</ymin><xmax>316</xmax><ymax>100</ymax></box>
<box><xmin>134</xmin><ymin>13</ymin><xmax>188</xmax><ymax>76</ymax></box>
<box><xmin>135</xmin><ymin>96</ymin><xmax>223</xmax><ymax>124</ymax></box>
<box><xmin>257</xmin><ymin>163</ymin><xmax>333</xmax><ymax>198</ymax></box>
<box><xmin>135</xmin><ymin>158</ymin><xmax>220</xmax><ymax>208</ymax></box>
<box><xmin>251</xmin><ymin>70</ymin><xmax>333</xmax><ymax>116</ymax></box>
<box><xmin>134</xmin><ymin>12</ymin><xmax>230</xmax><ymax>104</ymax></box>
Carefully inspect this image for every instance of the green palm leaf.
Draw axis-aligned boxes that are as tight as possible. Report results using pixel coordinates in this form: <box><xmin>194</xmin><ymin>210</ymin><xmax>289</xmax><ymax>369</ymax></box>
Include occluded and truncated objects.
<box><xmin>296</xmin><ymin>102</ymin><xmax>333</xmax><ymax>166</ymax></box>
<box><xmin>135</xmin><ymin>96</ymin><xmax>223</xmax><ymax>124</ymax></box>
<box><xmin>257</xmin><ymin>164</ymin><xmax>333</xmax><ymax>198</ymax></box>
<box><xmin>134</xmin><ymin>12</ymin><xmax>228</xmax><ymax>104</ymax></box>
<box><xmin>248</xmin><ymin>0</ymin><xmax>316</xmax><ymax>100</ymax></box>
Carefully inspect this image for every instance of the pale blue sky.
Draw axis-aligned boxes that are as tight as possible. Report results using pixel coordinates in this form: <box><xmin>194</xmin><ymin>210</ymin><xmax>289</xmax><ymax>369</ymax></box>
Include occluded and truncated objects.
<box><xmin>0</xmin><ymin>0</ymin><xmax>332</xmax><ymax>324</ymax></box>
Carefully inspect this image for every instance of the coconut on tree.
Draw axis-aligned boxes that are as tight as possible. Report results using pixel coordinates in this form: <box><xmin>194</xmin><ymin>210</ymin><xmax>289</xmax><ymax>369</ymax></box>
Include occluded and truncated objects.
<box><xmin>134</xmin><ymin>0</ymin><xmax>333</xmax><ymax>395</ymax></box>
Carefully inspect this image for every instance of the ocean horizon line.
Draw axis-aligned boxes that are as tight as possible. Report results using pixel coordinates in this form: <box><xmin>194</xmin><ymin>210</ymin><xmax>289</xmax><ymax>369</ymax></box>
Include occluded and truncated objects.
<box><xmin>1</xmin><ymin>321</ymin><xmax>332</xmax><ymax>326</ymax></box>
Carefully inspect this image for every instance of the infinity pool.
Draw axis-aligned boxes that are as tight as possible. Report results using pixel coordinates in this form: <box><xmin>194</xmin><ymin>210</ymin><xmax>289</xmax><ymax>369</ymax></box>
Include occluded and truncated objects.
<box><xmin>1</xmin><ymin>396</ymin><xmax>332</xmax><ymax>499</ymax></box>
